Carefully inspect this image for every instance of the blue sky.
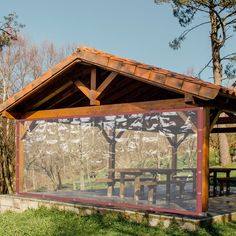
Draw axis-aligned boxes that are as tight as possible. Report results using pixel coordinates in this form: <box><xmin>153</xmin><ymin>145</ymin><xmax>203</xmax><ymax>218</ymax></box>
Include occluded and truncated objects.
<box><xmin>1</xmin><ymin>0</ymin><xmax>235</xmax><ymax>84</ymax></box>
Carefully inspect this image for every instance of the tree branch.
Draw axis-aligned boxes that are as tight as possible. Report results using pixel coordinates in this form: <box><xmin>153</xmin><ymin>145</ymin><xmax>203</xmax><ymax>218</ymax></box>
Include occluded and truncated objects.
<box><xmin>198</xmin><ymin>58</ymin><xmax>213</xmax><ymax>78</ymax></box>
<box><xmin>221</xmin><ymin>52</ymin><xmax>236</xmax><ymax>61</ymax></box>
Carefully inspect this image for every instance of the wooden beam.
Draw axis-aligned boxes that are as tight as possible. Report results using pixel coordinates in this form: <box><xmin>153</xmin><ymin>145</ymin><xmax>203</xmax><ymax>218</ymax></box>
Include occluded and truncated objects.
<box><xmin>96</xmin><ymin>72</ymin><xmax>118</xmax><ymax>97</ymax></box>
<box><xmin>1</xmin><ymin>111</ymin><xmax>20</xmax><ymax>119</ymax></box>
<box><xmin>211</xmin><ymin>127</ymin><xmax>236</xmax><ymax>133</ymax></box>
<box><xmin>90</xmin><ymin>68</ymin><xmax>99</xmax><ymax>105</ymax></box>
<box><xmin>74</xmin><ymin>78</ymin><xmax>100</xmax><ymax>106</ymax></box>
<box><xmin>21</xmin><ymin>121</ymin><xmax>38</xmax><ymax>140</ymax></box>
<box><xmin>20</xmin><ymin>98</ymin><xmax>196</xmax><ymax>120</ymax></box>
<box><xmin>18</xmin><ymin>122</ymin><xmax>25</xmax><ymax>193</ymax></box>
<box><xmin>90</xmin><ymin>68</ymin><xmax>96</xmax><ymax>91</ymax></box>
<box><xmin>209</xmin><ymin>110</ymin><xmax>221</xmax><ymax>132</ymax></box>
<box><xmin>31</xmin><ymin>81</ymin><xmax>73</xmax><ymax>110</ymax></box>
<box><xmin>184</xmin><ymin>94</ymin><xmax>195</xmax><ymax>104</ymax></box>
<box><xmin>47</xmin><ymin>88</ymin><xmax>77</xmax><ymax>109</ymax></box>
<box><xmin>74</xmin><ymin>80</ymin><xmax>90</xmax><ymax>98</ymax></box>
<box><xmin>216</xmin><ymin>116</ymin><xmax>236</xmax><ymax>125</ymax></box>
<box><xmin>225</xmin><ymin>112</ymin><xmax>236</xmax><ymax>117</ymax></box>
<box><xmin>201</xmin><ymin>108</ymin><xmax>210</xmax><ymax>213</ymax></box>
<box><xmin>177</xmin><ymin>111</ymin><xmax>197</xmax><ymax>133</ymax></box>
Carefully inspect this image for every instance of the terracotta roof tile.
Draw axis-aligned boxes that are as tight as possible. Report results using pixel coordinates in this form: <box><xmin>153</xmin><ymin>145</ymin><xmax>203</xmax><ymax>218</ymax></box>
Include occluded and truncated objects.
<box><xmin>76</xmin><ymin>46</ymin><xmax>236</xmax><ymax>98</ymax></box>
<box><xmin>0</xmin><ymin>46</ymin><xmax>235</xmax><ymax>113</ymax></box>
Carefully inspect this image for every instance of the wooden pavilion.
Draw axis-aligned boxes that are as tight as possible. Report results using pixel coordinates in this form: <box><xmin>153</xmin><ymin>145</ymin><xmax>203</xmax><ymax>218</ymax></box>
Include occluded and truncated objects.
<box><xmin>0</xmin><ymin>46</ymin><xmax>236</xmax><ymax>216</ymax></box>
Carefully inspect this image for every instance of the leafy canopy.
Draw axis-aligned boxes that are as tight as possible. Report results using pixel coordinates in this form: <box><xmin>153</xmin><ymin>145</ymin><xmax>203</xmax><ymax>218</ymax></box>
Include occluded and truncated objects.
<box><xmin>0</xmin><ymin>13</ymin><xmax>24</xmax><ymax>51</ymax></box>
<box><xmin>155</xmin><ymin>0</ymin><xmax>236</xmax><ymax>82</ymax></box>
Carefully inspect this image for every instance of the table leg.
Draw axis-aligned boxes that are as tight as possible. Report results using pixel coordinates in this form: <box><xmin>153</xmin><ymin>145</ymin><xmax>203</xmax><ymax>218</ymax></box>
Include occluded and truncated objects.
<box><xmin>166</xmin><ymin>174</ymin><xmax>170</xmax><ymax>202</ymax></box>
<box><xmin>192</xmin><ymin>170</ymin><xmax>196</xmax><ymax>193</ymax></box>
<box><xmin>107</xmin><ymin>183</ymin><xmax>113</xmax><ymax>197</ymax></box>
<box><xmin>226</xmin><ymin>171</ymin><xmax>230</xmax><ymax>195</ymax></box>
<box><xmin>120</xmin><ymin>173</ymin><xmax>125</xmax><ymax>199</ymax></box>
<box><xmin>213</xmin><ymin>172</ymin><xmax>217</xmax><ymax>197</ymax></box>
<box><xmin>134</xmin><ymin>174</ymin><xmax>141</xmax><ymax>202</ymax></box>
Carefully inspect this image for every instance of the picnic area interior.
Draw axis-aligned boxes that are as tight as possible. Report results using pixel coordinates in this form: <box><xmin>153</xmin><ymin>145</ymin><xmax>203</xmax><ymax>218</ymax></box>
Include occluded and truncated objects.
<box><xmin>0</xmin><ymin>47</ymin><xmax>235</xmax><ymax>216</ymax></box>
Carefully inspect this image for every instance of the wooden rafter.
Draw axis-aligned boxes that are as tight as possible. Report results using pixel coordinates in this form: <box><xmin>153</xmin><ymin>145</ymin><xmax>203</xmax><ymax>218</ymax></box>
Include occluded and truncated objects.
<box><xmin>177</xmin><ymin>111</ymin><xmax>197</xmax><ymax>133</ymax></box>
<box><xmin>216</xmin><ymin>116</ymin><xmax>236</xmax><ymax>125</ymax></box>
<box><xmin>209</xmin><ymin>110</ymin><xmax>221</xmax><ymax>132</ymax></box>
<box><xmin>96</xmin><ymin>72</ymin><xmax>118</xmax><ymax>97</ymax></box>
<box><xmin>74</xmin><ymin>80</ymin><xmax>90</xmax><ymax>98</ymax></box>
<box><xmin>74</xmin><ymin>69</ymin><xmax>118</xmax><ymax>106</ymax></box>
<box><xmin>211</xmin><ymin>127</ymin><xmax>236</xmax><ymax>133</ymax></box>
<box><xmin>2</xmin><ymin>111</ymin><xmax>19</xmax><ymax>119</ymax></box>
<box><xmin>31</xmin><ymin>80</ymin><xmax>74</xmax><ymax>110</ymax></box>
<box><xmin>47</xmin><ymin>87</ymin><xmax>78</xmax><ymax>109</ymax></box>
<box><xmin>184</xmin><ymin>94</ymin><xmax>195</xmax><ymax>104</ymax></box>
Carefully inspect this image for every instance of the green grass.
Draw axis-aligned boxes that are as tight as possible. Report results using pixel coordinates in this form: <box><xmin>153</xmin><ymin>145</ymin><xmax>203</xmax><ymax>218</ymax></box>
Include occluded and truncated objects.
<box><xmin>0</xmin><ymin>208</ymin><xmax>236</xmax><ymax>236</ymax></box>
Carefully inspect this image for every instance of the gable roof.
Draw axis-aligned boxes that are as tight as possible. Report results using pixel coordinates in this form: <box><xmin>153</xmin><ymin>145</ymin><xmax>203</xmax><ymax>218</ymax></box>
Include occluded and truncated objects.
<box><xmin>0</xmin><ymin>46</ymin><xmax>236</xmax><ymax>114</ymax></box>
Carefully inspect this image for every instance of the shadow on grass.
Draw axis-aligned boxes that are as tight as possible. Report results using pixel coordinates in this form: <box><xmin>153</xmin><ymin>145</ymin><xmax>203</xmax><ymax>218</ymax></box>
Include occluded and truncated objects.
<box><xmin>8</xmin><ymin>207</ymin><xmax>235</xmax><ymax>236</ymax></box>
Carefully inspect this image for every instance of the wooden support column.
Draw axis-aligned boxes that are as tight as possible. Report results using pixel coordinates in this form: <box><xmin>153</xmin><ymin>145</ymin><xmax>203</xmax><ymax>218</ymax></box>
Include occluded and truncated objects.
<box><xmin>99</xmin><ymin>121</ymin><xmax>125</xmax><ymax>197</ymax></box>
<box><xmin>201</xmin><ymin>108</ymin><xmax>210</xmax><ymax>213</ymax></box>
<box><xmin>90</xmin><ymin>68</ymin><xmax>99</xmax><ymax>105</ymax></box>
<box><xmin>107</xmin><ymin>127</ymin><xmax>116</xmax><ymax>197</ymax></box>
<box><xmin>16</xmin><ymin>122</ymin><xmax>25</xmax><ymax>193</ymax></box>
<box><xmin>171</xmin><ymin>134</ymin><xmax>178</xmax><ymax>173</ymax></box>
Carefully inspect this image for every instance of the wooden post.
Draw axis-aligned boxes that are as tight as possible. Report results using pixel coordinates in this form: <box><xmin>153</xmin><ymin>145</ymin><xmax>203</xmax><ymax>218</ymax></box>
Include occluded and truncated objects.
<box><xmin>171</xmin><ymin>134</ymin><xmax>178</xmax><ymax>174</ymax></box>
<box><xmin>90</xmin><ymin>68</ymin><xmax>98</xmax><ymax>105</ymax></box>
<box><xmin>17</xmin><ymin>122</ymin><xmax>25</xmax><ymax>193</ymax></box>
<box><xmin>201</xmin><ymin>108</ymin><xmax>210</xmax><ymax>212</ymax></box>
<box><xmin>107</xmin><ymin>126</ymin><xmax>116</xmax><ymax>197</ymax></box>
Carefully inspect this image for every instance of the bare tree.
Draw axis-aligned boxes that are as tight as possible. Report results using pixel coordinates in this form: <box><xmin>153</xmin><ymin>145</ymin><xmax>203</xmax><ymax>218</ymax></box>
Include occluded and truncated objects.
<box><xmin>0</xmin><ymin>36</ymin><xmax>76</xmax><ymax>193</ymax></box>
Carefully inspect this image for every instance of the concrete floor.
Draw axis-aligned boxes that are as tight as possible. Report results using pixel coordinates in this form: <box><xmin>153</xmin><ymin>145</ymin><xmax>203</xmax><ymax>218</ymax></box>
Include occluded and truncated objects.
<box><xmin>27</xmin><ymin>184</ymin><xmax>236</xmax><ymax>215</ymax></box>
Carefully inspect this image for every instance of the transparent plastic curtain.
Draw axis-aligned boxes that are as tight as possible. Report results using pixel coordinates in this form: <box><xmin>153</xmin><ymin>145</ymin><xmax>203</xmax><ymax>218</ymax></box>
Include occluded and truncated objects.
<box><xmin>22</xmin><ymin>109</ymin><xmax>199</xmax><ymax>212</ymax></box>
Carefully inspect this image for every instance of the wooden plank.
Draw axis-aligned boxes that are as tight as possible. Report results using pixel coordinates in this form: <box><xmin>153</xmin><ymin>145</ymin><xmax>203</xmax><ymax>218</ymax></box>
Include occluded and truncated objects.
<box><xmin>47</xmin><ymin>88</ymin><xmax>77</xmax><ymax>109</ymax></box>
<box><xmin>96</xmin><ymin>72</ymin><xmax>118</xmax><ymax>97</ymax></box>
<box><xmin>201</xmin><ymin>108</ymin><xmax>210</xmax><ymax>212</ymax></box>
<box><xmin>74</xmin><ymin>80</ymin><xmax>90</xmax><ymax>98</ymax></box>
<box><xmin>74</xmin><ymin>77</ymin><xmax>100</xmax><ymax>106</ymax></box>
<box><xmin>90</xmin><ymin>68</ymin><xmax>99</xmax><ymax>105</ymax></box>
<box><xmin>20</xmin><ymin>98</ymin><xmax>196</xmax><ymax>120</ymax></box>
<box><xmin>177</xmin><ymin>111</ymin><xmax>197</xmax><ymax>133</ymax></box>
<box><xmin>21</xmin><ymin>121</ymin><xmax>33</xmax><ymax>140</ymax></box>
<box><xmin>184</xmin><ymin>94</ymin><xmax>195</xmax><ymax>104</ymax></box>
<box><xmin>19</xmin><ymin>122</ymin><xmax>25</xmax><ymax>192</ymax></box>
<box><xmin>211</xmin><ymin>127</ymin><xmax>236</xmax><ymax>133</ymax></box>
<box><xmin>31</xmin><ymin>81</ymin><xmax>73</xmax><ymax>110</ymax></box>
<box><xmin>216</xmin><ymin>116</ymin><xmax>236</xmax><ymax>125</ymax></box>
<box><xmin>90</xmin><ymin>68</ymin><xmax>96</xmax><ymax>91</ymax></box>
<box><xmin>2</xmin><ymin>111</ymin><xmax>19</xmax><ymax>119</ymax></box>
<box><xmin>210</xmin><ymin>110</ymin><xmax>221</xmax><ymax>131</ymax></box>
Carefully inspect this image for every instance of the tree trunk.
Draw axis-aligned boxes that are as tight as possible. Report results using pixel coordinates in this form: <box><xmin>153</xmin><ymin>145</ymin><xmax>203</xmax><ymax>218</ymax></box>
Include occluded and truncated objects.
<box><xmin>219</xmin><ymin>133</ymin><xmax>231</xmax><ymax>166</ymax></box>
<box><xmin>209</xmin><ymin>8</ymin><xmax>231</xmax><ymax>166</ymax></box>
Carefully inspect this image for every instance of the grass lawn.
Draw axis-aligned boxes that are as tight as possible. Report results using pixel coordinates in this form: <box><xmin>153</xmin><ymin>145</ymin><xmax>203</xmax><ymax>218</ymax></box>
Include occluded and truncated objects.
<box><xmin>0</xmin><ymin>208</ymin><xmax>236</xmax><ymax>236</ymax></box>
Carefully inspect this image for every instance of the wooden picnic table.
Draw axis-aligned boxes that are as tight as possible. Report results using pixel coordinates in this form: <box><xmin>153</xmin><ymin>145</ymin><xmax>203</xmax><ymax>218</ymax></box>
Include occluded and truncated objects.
<box><xmin>209</xmin><ymin>167</ymin><xmax>236</xmax><ymax>196</ymax></box>
<box><xmin>183</xmin><ymin>168</ymin><xmax>197</xmax><ymax>193</ymax></box>
<box><xmin>115</xmin><ymin>168</ymin><xmax>183</xmax><ymax>202</ymax></box>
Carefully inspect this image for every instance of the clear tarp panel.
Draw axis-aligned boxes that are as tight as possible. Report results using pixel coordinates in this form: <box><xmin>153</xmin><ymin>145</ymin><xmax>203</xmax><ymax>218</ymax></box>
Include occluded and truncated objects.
<box><xmin>22</xmin><ymin>109</ymin><xmax>199</xmax><ymax>213</ymax></box>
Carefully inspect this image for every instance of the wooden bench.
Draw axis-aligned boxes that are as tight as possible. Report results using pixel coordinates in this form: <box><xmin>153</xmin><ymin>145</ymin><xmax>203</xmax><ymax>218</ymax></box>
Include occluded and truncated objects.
<box><xmin>139</xmin><ymin>179</ymin><xmax>186</xmax><ymax>203</ymax></box>
<box><xmin>96</xmin><ymin>177</ymin><xmax>186</xmax><ymax>201</ymax></box>
<box><xmin>217</xmin><ymin>177</ymin><xmax>236</xmax><ymax>195</ymax></box>
<box><xmin>96</xmin><ymin>177</ymin><xmax>154</xmax><ymax>197</ymax></box>
<box><xmin>140</xmin><ymin>181</ymin><xmax>157</xmax><ymax>203</ymax></box>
